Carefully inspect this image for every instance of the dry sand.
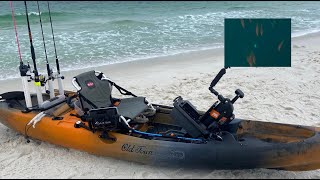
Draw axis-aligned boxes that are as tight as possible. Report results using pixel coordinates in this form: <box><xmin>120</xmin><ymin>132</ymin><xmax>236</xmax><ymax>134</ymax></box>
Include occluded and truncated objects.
<box><xmin>0</xmin><ymin>32</ymin><xmax>320</xmax><ymax>178</ymax></box>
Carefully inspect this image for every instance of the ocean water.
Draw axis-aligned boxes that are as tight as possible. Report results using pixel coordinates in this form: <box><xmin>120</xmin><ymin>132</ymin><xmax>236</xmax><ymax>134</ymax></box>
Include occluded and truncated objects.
<box><xmin>0</xmin><ymin>1</ymin><xmax>320</xmax><ymax>80</ymax></box>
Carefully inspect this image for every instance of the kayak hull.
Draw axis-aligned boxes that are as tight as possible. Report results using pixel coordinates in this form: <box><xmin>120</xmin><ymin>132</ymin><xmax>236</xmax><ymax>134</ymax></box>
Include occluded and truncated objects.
<box><xmin>0</xmin><ymin>93</ymin><xmax>320</xmax><ymax>171</ymax></box>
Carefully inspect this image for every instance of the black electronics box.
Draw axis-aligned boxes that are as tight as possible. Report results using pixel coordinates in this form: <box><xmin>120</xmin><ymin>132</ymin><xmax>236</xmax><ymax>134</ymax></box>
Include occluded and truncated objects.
<box><xmin>170</xmin><ymin>96</ymin><xmax>208</xmax><ymax>138</ymax></box>
<box><xmin>89</xmin><ymin>107</ymin><xmax>119</xmax><ymax>130</ymax></box>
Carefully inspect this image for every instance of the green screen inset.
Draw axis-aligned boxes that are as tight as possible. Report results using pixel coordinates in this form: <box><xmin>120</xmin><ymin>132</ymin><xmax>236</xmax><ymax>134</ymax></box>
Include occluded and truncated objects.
<box><xmin>225</xmin><ymin>18</ymin><xmax>291</xmax><ymax>67</ymax></box>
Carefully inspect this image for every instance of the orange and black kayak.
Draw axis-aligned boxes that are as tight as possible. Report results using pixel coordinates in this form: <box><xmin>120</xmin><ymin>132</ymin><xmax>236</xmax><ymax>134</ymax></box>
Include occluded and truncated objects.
<box><xmin>0</xmin><ymin>91</ymin><xmax>320</xmax><ymax>171</ymax></box>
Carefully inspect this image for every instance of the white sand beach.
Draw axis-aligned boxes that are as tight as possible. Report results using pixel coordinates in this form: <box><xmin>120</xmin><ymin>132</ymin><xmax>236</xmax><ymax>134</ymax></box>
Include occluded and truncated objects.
<box><xmin>0</xmin><ymin>32</ymin><xmax>320</xmax><ymax>178</ymax></box>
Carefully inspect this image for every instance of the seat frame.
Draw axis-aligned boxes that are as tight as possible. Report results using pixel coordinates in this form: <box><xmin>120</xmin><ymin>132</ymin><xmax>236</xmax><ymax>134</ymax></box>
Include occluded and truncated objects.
<box><xmin>72</xmin><ymin>71</ymin><xmax>151</xmax><ymax>120</ymax></box>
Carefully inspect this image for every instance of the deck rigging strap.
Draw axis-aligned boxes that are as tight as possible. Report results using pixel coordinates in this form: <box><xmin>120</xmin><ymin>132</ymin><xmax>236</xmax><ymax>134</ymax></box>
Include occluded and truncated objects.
<box><xmin>27</xmin><ymin>111</ymin><xmax>46</xmax><ymax>128</ymax></box>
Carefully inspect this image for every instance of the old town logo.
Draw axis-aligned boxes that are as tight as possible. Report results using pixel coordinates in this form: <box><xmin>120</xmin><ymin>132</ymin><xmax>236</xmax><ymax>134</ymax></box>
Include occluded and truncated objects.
<box><xmin>121</xmin><ymin>143</ymin><xmax>185</xmax><ymax>160</ymax></box>
<box><xmin>121</xmin><ymin>144</ymin><xmax>153</xmax><ymax>155</ymax></box>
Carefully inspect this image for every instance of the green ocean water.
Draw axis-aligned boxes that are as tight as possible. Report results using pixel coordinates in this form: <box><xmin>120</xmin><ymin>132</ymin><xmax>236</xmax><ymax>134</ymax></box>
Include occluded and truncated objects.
<box><xmin>0</xmin><ymin>1</ymin><xmax>320</xmax><ymax>80</ymax></box>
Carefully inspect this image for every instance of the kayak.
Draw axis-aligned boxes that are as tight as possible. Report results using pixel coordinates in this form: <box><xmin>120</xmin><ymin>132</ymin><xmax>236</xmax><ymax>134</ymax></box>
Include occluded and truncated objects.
<box><xmin>6</xmin><ymin>2</ymin><xmax>319</xmax><ymax>172</ymax></box>
<box><xmin>0</xmin><ymin>89</ymin><xmax>319</xmax><ymax>171</ymax></box>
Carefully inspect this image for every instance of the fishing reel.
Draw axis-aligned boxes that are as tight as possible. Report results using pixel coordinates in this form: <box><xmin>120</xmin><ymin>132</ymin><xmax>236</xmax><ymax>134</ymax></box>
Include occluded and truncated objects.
<box><xmin>39</xmin><ymin>74</ymin><xmax>47</xmax><ymax>86</ymax></box>
<box><xmin>200</xmin><ymin>68</ymin><xmax>244</xmax><ymax>131</ymax></box>
<box><xmin>27</xmin><ymin>72</ymin><xmax>47</xmax><ymax>87</ymax></box>
<box><xmin>19</xmin><ymin>62</ymin><xmax>30</xmax><ymax>77</ymax></box>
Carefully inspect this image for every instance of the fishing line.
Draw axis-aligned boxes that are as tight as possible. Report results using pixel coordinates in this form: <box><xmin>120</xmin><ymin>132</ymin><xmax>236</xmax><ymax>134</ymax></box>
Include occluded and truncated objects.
<box><xmin>47</xmin><ymin>1</ymin><xmax>60</xmax><ymax>75</ymax></box>
<box><xmin>47</xmin><ymin>1</ymin><xmax>64</xmax><ymax>96</ymax></box>
<box><xmin>10</xmin><ymin>1</ymin><xmax>23</xmax><ymax>63</ymax></box>
<box><xmin>24</xmin><ymin>1</ymin><xmax>39</xmax><ymax>78</ymax></box>
<box><xmin>24</xmin><ymin>0</ymin><xmax>44</xmax><ymax>106</ymax></box>
<box><xmin>36</xmin><ymin>1</ymin><xmax>52</xmax><ymax>80</ymax></box>
<box><xmin>10</xmin><ymin>1</ymin><xmax>32</xmax><ymax>109</ymax></box>
<box><xmin>36</xmin><ymin>1</ymin><xmax>55</xmax><ymax>99</ymax></box>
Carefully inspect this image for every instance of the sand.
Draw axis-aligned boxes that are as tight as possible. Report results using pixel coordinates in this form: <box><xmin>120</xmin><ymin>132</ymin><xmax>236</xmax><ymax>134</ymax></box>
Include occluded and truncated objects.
<box><xmin>0</xmin><ymin>32</ymin><xmax>320</xmax><ymax>178</ymax></box>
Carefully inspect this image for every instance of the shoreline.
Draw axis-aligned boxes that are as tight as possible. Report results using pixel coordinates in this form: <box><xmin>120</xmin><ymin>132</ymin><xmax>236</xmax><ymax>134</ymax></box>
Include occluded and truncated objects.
<box><xmin>0</xmin><ymin>46</ymin><xmax>224</xmax><ymax>94</ymax></box>
<box><xmin>0</xmin><ymin>27</ymin><xmax>320</xmax><ymax>178</ymax></box>
<box><xmin>0</xmin><ymin>30</ymin><xmax>319</xmax><ymax>81</ymax></box>
<box><xmin>1</xmin><ymin>31</ymin><xmax>319</xmax><ymax>95</ymax></box>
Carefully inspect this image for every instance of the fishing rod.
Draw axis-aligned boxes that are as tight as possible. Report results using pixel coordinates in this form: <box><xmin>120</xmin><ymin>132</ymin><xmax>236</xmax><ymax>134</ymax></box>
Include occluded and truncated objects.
<box><xmin>10</xmin><ymin>1</ymin><xmax>32</xmax><ymax>109</ymax></box>
<box><xmin>47</xmin><ymin>1</ymin><xmax>64</xmax><ymax>96</ymax></box>
<box><xmin>36</xmin><ymin>1</ymin><xmax>55</xmax><ymax>99</ymax></box>
<box><xmin>24</xmin><ymin>1</ymin><xmax>44</xmax><ymax>107</ymax></box>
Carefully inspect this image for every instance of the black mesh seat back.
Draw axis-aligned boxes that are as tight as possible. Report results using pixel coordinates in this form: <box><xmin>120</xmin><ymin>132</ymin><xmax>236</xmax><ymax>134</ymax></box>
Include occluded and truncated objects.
<box><xmin>74</xmin><ymin>71</ymin><xmax>112</xmax><ymax>109</ymax></box>
<box><xmin>117</xmin><ymin>97</ymin><xmax>148</xmax><ymax>119</ymax></box>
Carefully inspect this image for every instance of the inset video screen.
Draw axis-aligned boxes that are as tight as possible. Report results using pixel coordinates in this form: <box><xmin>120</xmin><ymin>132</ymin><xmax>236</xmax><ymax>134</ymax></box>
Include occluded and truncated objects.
<box><xmin>225</xmin><ymin>18</ymin><xmax>291</xmax><ymax>67</ymax></box>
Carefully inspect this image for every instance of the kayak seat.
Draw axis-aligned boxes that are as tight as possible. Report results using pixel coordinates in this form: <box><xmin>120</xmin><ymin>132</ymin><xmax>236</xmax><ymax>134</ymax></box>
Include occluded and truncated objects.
<box><xmin>116</xmin><ymin>97</ymin><xmax>148</xmax><ymax>120</ymax></box>
<box><xmin>73</xmin><ymin>70</ymin><xmax>148</xmax><ymax>120</ymax></box>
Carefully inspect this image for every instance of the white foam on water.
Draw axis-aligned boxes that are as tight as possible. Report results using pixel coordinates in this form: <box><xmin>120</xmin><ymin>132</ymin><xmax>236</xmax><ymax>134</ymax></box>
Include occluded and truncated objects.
<box><xmin>1</xmin><ymin>35</ymin><xmax>320</xmax><ymax>178</ymax></box>
<box><xmin>292</xmin><ymin>29</ymin><xmax>320</xmax><ymax>38</ymax></box>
